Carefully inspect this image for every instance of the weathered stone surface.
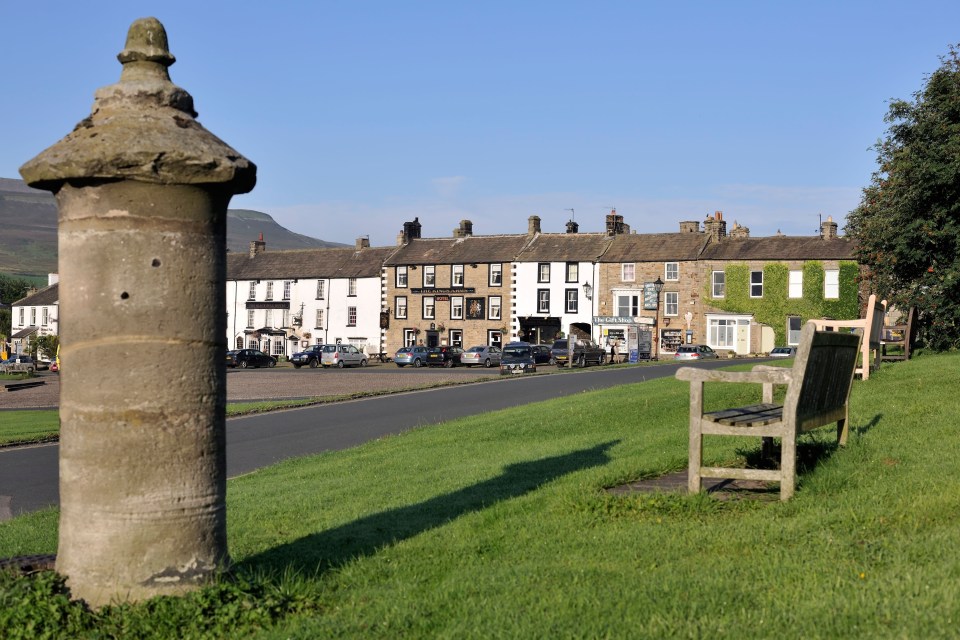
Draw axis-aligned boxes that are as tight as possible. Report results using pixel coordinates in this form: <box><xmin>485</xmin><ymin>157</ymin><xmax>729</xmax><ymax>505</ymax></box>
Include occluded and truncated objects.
<box><xmin>19</xmin><ymin>17</ymin><xmax>254</xmax><ymax>607</ymax></box>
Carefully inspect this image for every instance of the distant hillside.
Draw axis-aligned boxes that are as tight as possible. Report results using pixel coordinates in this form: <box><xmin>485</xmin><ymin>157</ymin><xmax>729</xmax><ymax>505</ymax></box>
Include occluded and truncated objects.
<box><xmin>0</xmin><ymin>178</ymin><xmax>347</xmax><ymax>276</ymax></box>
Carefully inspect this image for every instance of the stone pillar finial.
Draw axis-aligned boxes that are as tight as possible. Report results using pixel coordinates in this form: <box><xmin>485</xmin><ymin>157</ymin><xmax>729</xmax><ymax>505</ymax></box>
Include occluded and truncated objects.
<box><xmin>19</xmin><ymin>18</ymin><xmax>255</xmax><ymax>607</ymax></box>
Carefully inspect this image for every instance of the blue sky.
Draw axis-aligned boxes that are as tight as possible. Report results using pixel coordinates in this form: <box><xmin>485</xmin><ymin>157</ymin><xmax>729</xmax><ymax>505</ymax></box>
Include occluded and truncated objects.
<box><xmin>4</xmin><ymin>1</ymin><xmax>959</xmax><ymax>246</ymax></box>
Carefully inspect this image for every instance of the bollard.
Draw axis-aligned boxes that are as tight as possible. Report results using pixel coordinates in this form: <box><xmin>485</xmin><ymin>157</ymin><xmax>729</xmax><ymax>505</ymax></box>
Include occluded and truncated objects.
<box><xmin>20</xmin><ymin>17</ymin><xmax>255</xmax><ymax>606</ymax></box>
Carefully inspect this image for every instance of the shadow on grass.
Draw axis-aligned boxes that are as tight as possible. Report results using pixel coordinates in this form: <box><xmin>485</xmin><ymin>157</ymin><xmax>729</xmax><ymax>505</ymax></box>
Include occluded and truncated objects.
<box><xmin>241</xmin><ymin>440</ymin><xmax>618</xmax><ymax>574</ymax></box>
<box><xmin>739</xmin><ymin>413</ymin><xmax>883</xmax><ymax>473</ymax></box>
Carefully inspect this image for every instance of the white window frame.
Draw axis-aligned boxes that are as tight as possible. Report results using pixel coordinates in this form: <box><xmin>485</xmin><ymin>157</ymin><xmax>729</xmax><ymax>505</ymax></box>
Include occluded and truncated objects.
<box><xmin>315</xmin><ymin>308</ymin><xmax>324</xmax><ymax>329</ymax></box>
<box><xmin>42</xmin><ymin>307</ymin><xmax>49</xmax><ymax>326</ymax></box>
<box><xmin>709</xmin><ymin>318</ymin><xmax>736</xmax><ymax>349</ymax></box>
<box><xmin>348</xmin><ymin>278</ymin><xmax>357</xmax><ymax>296</ymax></box>
<box><xmin>621</xmin><ymin>263</ymin><xmax>636</xmax><ymax>282</ymax></box>
<box><xmin>265</xmin><ymin>282</ymin><xmax>274</xmax><ymax>300</ymax></box>
<box><xmin>347</xmin><ymin>306</ymin><xmax>357</xmax><ymax>327</ymax></box>
<box><xmin>31</xmin><ymin>307</ymin><xmax>36</xmax><ymax>325</ymax></box>
<box><xmin>712</xmin><ymin>271</ymin><xmax>725</xmax><ymax>298</ymax></box>
<box><xmin>787</xmin><ymin>316</ymin><xmax>803</xmax><ymax>345</ymax></box>
<box><xmin>423</xmin><ymin>296</ymin><xmax>436</xmax><ymax>319</ymax></box>
<box><xmin>452</xmin><ymin>264</ymin><xmax>464</xmax><ymax>287</ymax></box>
<box><xmin>565</xmin><ymin>289</ymin><xmax>579</xmax><ymax>313</ymax></box>
<box><xmin>424</xmin><ymin>265</ymin><xmax>436</xmax><ymax>288</ymax></box>
<box><xmin>395</xmin><ymin>296</ymin><xmax>407</xmax><ymax>319</ymax></box>
<box><xmin>18</xmin><ymin>307</ymin><xmax>24</xmax><ymax>326</ymax></box>
<box><xmin>616</xmin><ymin>293</ymin><xmax>640</xmax><ymax>317</ymax></box>
<box><xmin>824</xmin><ymin>269</ymin><xmax>840</xmax><ymax>299</ymax></box>
<box><xmin>537</xmin><ymin>289</ymin><xmax>550</xmax><ymax>314</ymax></box>
<box><xmin>316</xmin><ymin>280</ymin><xmax>325</xmax><ymax>299</ymax></box>
<box><xmin>750</xmin><ymin>271</ymin><xmax>763</xmax><ymax>298</ymax></box>
<box><xmin>283</xmin><ymin>281</ymin><xmax>292</xmax><ymax>300</ymax></box>
<box><xmin>248</xmin><ymin>281</ymin><xmax>256</xmax><ymax>300</ymax></box>
<box><xmin>789</xmin><ymin>270</ymin><xmax>803</xmax><ymax>298</ymax></box>
<box><xmin>665</xmin><ymin>262</ymin><xmax>679</xmax><ymax>281</ymax></box>
<box><xmin>265</xmin><ymin>309</ymin><xmax>273</xmax><ymax>327</ymax></box>
<box><xmin>247</xmin><ymin>309</ymin><xmax>255</xmax><ymax>328</ymax></box>
<box><xmin>566</xmin><ymin>262</ymin><xmax>579</xmax><ymax>283</ymax></box>
<box><xmin>489</xmin><ymin>296</ymin><xmax>502</xmax><ymax>320</ymax></box>
<box><xmin>538</xmin><ymin>263</ymin><xmax>551</xmax><ymax>283</ymax></box>
<box><xmin>489</xmin><ymin>263</ymin><xmax>502</xmax><ymax>286</ymax></box>
<box><xmin>396</xmin><ymin>266</ymin><xmax>408</xmax><ymax>288</ymax></box>
<box><xmin>664</xmin><ymin>291</ymin><xmax>679</xmax><ymax>316</ymax></box>
<box><xmin>451</xmin><ymin>296</ymin><xmax>464</xmax><ymax>320</ymax></box>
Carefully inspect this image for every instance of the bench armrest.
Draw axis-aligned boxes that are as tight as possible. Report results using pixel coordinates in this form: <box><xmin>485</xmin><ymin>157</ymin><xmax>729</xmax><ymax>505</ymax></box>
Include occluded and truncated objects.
<box><xmin>675</xmin><ymin>367</ymin><xmax>793</xmax><ymax>385</ymax></box>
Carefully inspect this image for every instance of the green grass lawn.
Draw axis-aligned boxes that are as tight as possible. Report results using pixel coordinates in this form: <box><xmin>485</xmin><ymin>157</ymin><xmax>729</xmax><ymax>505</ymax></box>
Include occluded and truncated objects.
<box><xmin>2</xmin><ymin>353</ymin><xmax>959</xmax><ymax>638</ymax></box>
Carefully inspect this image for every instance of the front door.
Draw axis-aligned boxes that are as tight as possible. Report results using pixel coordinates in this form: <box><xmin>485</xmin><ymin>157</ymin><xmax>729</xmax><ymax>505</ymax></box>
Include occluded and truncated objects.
<box><xmin>426</xmin><ymin>330</ymin><xmax>440</xmax><ymax>348</ymax></box>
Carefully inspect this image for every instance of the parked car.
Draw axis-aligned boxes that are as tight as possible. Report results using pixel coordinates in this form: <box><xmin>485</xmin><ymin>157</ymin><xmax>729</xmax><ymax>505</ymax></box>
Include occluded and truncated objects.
<box><xmin>426</xmin><ymin>346</ymin><xmax>464</xmax><ymax>368</ymax></box>
<box><xmin>674</xmin><ymin>344</ymin><xmax>720</xmax><ymax>360</ymax></box>
<box><xmin>50</xmin><ymin>361</ymin><xmax>59</xmax><ymax>373</ymax></box>
<box><xmin>34</xmin><ymin>358</ymin><xmax>51</xmax><ymax>371</ymax></box>
<box><xmin>226</xmin><ymin>349</ymin><xmax>277</xmax><ymax>369</ymax></box>
<box><xmin>290</xmin><ymin>344</ymin><xmax>325</xmax><ymax>368</ymax></box>
<box><xmin>769</xmin><ymin>346</ymin><xmax>797</xmax><ymax>358</ymax></box>
<box><xmin>320</xmin><ymin>344</ymin><xmax>367</xmax><ymax>368</ymax></box>
<box><xmin>530</xmin><ymin>344</ymin><xmax>554</xmax><ymax>364</ymax></box>
<box><xmin>499</xmin><ymin>342</ymin><xmax>538</xmax><ymax>375</ymax></box>
<box><xmin>551</xmin><ymin>339</ymin><xmax>606</xmax><ymax>368</ymax></box>
<box><xmin>461</xmin><ymin>345</ymin><xmax>502</xmax><ymax>368</ymax></box>
<box><xmin>0</xmin><ymin>355</ymin><xmax>36</xmax><ymax>374</ymax></box>
<box><xmin>395</xmin><ymin>345</ymin><xmax>430</xmax><ymax>367</ymax></box>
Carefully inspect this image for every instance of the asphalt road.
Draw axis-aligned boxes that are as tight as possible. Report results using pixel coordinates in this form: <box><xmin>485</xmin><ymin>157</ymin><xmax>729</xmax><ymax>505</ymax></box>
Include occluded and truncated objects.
<box><xmin>0</xmin><ymin>359</ymin><xmax>741</xmax><ymax>521</ymax></box>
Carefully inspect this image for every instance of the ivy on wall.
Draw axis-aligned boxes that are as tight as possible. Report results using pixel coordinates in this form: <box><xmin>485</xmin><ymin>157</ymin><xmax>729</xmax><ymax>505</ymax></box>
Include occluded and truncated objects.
<box><xmin>708</xmin><ymin>261</ymin><xmax>860</xmax><ymax>345</ymax></box>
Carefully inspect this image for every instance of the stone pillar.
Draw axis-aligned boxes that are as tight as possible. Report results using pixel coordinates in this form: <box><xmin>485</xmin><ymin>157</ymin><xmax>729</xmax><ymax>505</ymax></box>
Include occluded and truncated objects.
<box><xmin>19</xmin><ymin>18</ymin><xmax>255</xmax><ymax>606</ymax></box>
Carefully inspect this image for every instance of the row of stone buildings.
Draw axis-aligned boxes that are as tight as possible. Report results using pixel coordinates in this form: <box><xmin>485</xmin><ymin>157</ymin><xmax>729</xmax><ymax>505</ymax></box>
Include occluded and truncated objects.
<box><xmin>11</xmin><ymin>210</ymin><xmax>859</xmax><ymax>360</ymax></box>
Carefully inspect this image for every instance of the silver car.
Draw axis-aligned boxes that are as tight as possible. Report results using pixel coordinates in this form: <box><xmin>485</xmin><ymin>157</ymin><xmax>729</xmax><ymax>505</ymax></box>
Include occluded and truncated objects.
<box><xmin>394</xmin><ymin>345</ymin><xmax>430</xmax><ymax>367</ymax></box>
<box><xmin>320</xmin><ymin>344</ymin><xmax>367</xmax><ymax>368</ymax></box>
<box><xmin>674</xmin><ymin>344</ymin><xmax>720</xmax><ymax>360</ymax></box>
<box><xmin>460</xmin><ymin>345</ymin><xmax>502</xmax><ymax>368</ymax></box>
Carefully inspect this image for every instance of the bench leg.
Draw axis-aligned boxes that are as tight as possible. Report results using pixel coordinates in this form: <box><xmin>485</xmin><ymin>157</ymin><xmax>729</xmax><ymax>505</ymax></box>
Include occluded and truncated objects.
<box><xmin>689</xmin><ymin>420</ymin><xmax>703</xmax><ymax>495</ymax></box>
<box><xmin>779</xmin><ymin>431</ymin><xmax>797</xmax><ymax>501</ymax></box>
<box><xmin>837</xmin><ymin>406</ymin><xmax>850</xmax><ymax>447</ymax></box>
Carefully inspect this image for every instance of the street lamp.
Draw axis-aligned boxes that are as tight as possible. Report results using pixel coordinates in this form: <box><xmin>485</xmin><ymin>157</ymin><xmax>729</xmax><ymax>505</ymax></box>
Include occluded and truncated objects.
<box><xmin>653</xmin><ymin>276</ymin><xmax>664</xmax><ymax>360</ymax></box>
<box><xmin>582</xmin><ymin>281</ymin><xmax>593</xmax><ymax>300</ymax></box>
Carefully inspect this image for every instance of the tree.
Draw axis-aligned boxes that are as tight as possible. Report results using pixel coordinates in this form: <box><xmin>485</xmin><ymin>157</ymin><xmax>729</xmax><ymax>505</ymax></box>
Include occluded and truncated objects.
<box><xmin>846</xmin><ymin>45</ymin><xmax>960</xmax><ymax>351</ymax></box>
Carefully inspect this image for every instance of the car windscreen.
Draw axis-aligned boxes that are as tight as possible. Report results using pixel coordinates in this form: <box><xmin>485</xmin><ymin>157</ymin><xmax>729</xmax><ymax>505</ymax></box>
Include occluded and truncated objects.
<box><xmin>551</xmin><ymin>340</ymin><xmax>567</xmax><ymax>350</ymax></box>
<box><xmin>503</xmin><ymin>347</ymin><xmax>531</xmax><ymax>358</ymax></box>
<box><xmin>466</xmin><ymin>347</ymin><xmax>483</xmax><ymax>353</ymax></box>
<box><xmin>322</xmin><ymin>345</ymin><xmax>337</xmax><ymax>352</ymax></box>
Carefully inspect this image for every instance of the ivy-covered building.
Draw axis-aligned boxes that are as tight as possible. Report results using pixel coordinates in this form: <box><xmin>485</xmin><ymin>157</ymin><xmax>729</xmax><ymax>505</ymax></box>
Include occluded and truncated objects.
<box><xmin>698</xmin><ymin>214</ymin><xmax>858</xmax><ymax>354</ymax></box>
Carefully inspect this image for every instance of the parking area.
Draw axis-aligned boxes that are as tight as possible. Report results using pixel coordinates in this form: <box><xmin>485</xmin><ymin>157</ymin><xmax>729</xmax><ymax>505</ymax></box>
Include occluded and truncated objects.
<box><xmin>1</xmin><ymin>363</ymin><xmax>507</xmax><ymax>410</ymax></box>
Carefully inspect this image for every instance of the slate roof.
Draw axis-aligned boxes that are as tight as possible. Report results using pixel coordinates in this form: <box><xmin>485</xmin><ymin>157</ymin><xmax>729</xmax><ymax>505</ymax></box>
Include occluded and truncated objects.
<box><xmin>516</xmin><ymin>233</ymin><xmax>614</xmax><ymax>262</ymax></box>
<box><xmin>600</xmin><ymin>233</ymin><xmax>710</xmax><ymax>262</ymax></box>
<box><xmin>12</xmin><ymin>283</ymin><xmax>59</xmax><ymax>307</ymax></box>
<box><xmin>383</xmin><ymin>235</ymin><xmax>532</xmax><ymax>266</ymax></box>
<box><xmin>700</xmin><ymin>236</ymin><xmax>856</xmax><ymax>261</ymax></box>
<box><xmin>227</xmin><ymin>246</ymin><xmax>398</xmax><ymax>280</ymax></box>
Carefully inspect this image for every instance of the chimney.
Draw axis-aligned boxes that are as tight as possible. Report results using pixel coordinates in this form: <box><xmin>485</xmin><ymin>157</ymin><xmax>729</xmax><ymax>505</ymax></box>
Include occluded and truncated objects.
<box><xmin>453</xmin><ymin>219</ymin><xmax>473</xmax><ymax>238</ymax></box>
<box><xmin>679</xmin><ymin>221</ymin><xmax>700</xmax><ymax>233</ymax></box>
<box><xmin>605</xmin><ymin>209</ymin><xmax>629</xmax><ymax>235</ymax></box>
<box><xmin>48</xmin><ymin>273</ymin><xmax>60</xmax><ymax>286</ymax></box>
<box><xmin>355</xmin><ymin>236</ymin><xmax>370</xmax><ymax>250</ymax></box>
<box><xmin>399</xmin><ymin>217</ymin><xmax>422</xmax><ymax>245</ymax></box>
<box><xmin>703</xmin><ymin>211</ymin><xmax>727</xmax><ymax>242</ymax></box>
<box><xmin>249</xmin><ymin>232</ymin><xmax>266</xmax><ymax>258</ymax></box>
<box><xmin>528</xmin><ymin>215</ymin><xmax>541</xmax><ymax>236</ymax></box>
<box><xmin>565</xmin><ymin>219</ymin><xmax>579</xmax><ymax>233</ymax></box>
<box><xmin>821</xmin><ymin>215</ymin><xmax>839</xmax><ymax>239</ymax></box>
<box><xmin>728</xmin><ymin>221</ymin><xmax>750</xmax><ymax>239</ymax></box>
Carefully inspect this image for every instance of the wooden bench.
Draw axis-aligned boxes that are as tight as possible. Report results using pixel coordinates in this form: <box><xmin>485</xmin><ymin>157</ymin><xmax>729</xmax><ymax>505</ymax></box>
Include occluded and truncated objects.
<box><xmin>676</xmin><ymin>321</ymin><xmax>861</xmax><ymax>500</ymax></box>
<box><xmin>810</xmin><ymin>293</ymin><xmax>885</xmax><ymax>381</ymax></box>
<box><xmin>881</xmin><ymin>306</ymin><xmax>916</xmax><ymax>362</ymax></box>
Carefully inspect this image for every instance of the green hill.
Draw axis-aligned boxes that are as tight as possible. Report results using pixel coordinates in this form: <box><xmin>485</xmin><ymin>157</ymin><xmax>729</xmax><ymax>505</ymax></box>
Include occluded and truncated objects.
<box><xmin>0</xmin><ymin>178</ymin><xmax>347</xmax><ymax>277</ymax></box>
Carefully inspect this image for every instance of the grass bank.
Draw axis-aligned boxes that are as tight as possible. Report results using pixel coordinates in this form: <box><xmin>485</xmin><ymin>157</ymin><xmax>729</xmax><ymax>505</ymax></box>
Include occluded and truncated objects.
<box><xmin>2</xmin><ymin>354</ymin><xmax>959</xmax><ymax>638</ymax></box>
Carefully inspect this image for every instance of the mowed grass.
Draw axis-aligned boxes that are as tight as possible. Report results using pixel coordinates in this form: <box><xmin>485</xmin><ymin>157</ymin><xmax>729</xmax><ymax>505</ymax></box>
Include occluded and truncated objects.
<box><xmin>2</xmin><ymin>354</ymin><xmax>960</xmax><ymax>638</ymax></box>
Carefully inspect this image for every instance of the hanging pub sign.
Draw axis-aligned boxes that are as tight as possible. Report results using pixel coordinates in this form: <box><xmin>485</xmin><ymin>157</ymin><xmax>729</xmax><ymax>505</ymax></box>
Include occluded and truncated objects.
<box><xmin>642</xmin><ymin>282</ymin><xmax>658</xmax><ymax>310</ymax></box>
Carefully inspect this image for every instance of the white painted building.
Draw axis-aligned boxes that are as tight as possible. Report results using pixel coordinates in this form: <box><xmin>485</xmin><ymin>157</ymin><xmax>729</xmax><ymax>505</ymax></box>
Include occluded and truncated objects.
<box><xmin>511</xmin><ymin>219</ymin><xmax>612</xmax><ymax>345</ymax></box>
<box><xmin>226</xmin><ymin>238</ymin><xmax>398</xmax><ymax>358</ymax></box>
<box><xmin>9</xmin><ymin>274</ymin><xmax>60</xmax><ymax>356</ymax></box>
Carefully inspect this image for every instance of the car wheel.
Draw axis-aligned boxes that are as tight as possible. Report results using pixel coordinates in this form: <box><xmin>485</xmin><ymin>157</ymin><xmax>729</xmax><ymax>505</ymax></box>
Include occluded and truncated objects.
<box><xmin>549</xmin><ymin>357</ymin><xmax>556</xmax><ymax>365</ymax></box>
<box><xmin>337</xmin><ymin>360</ymin><xmax>345</xmax><ymax>368</ymax></box>
<box><xmin>268</xmin><ymin>360</ymin><xmax>276</xmax><ymax>368</ymax></box>
<box><xmin>414</xmin><ymin>358</ymin><xmax>422</xmax><ymax>368</ymax></box>
<box><xmin>239</xmin><ymin>361</ymin><xmax>249</xmax><ymax>369</ymax></box>
<box><xmin>484</xmin><ymin>358</ymin><xmax>491</xmax><ymax>368</ymax></box>
<box><xmin>445</xmin><ymin>359</ymin><xmax>454</xmax><ymax>368</ymax></box>
<box><xmin>599</xmin><ymin>354</ymin><xmax>606</xmax><ymax>365</ymax></box>
<box><xmin>309</xmin><ymin>359</ymin><xmax>319</xmax><ymax>369</ymax></box>
<box><xmin>578</xmin><ymin>355</ymin><xmax>586</xmax><ymax>368</ymax></box>
<box><xmin>360</xmin><ymin>359</ymin><xmax>367</xmax><ymax>367</ymax></box>
<box><xmin>293</xmin><ymin>363</ymin><xmax>302</xmax><ymax>369</ymax></box>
